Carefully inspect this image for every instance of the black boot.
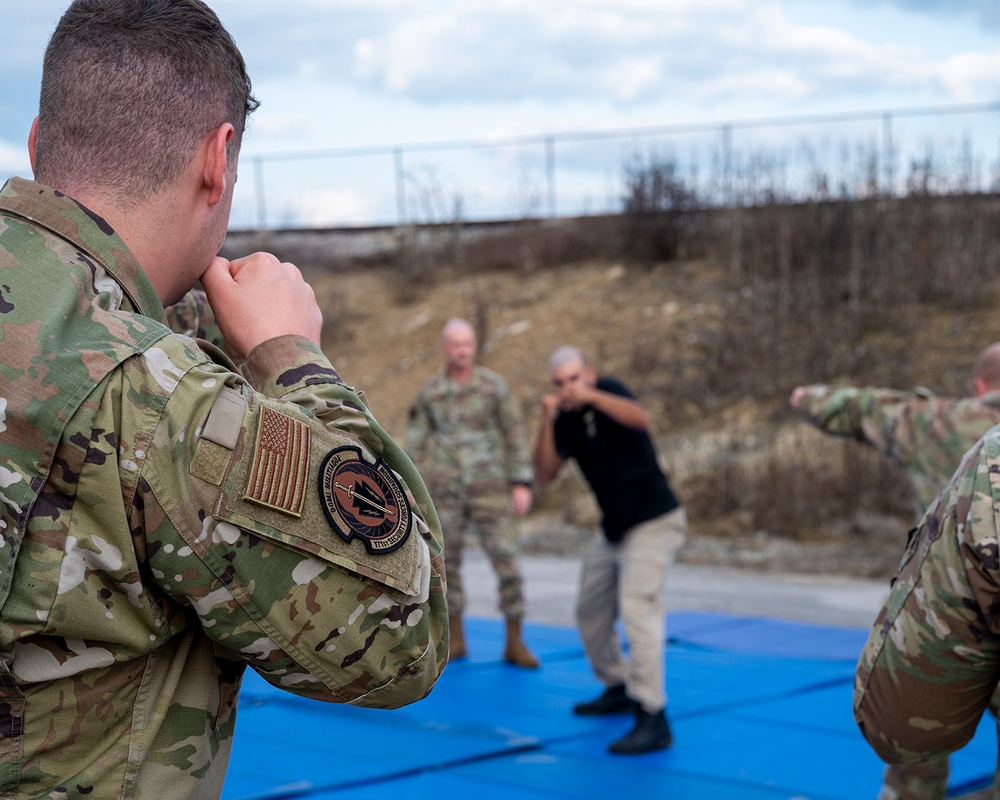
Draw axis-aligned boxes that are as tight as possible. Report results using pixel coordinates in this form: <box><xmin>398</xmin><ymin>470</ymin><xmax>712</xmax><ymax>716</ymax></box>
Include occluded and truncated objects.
<box><xmin>572</xmin><ymin>684</ymin><xmax>637</xmax><ymax>716</ymax></box>
<box><xmin>609</xmin><ymin>707</ymin><xmax>673</xmax><ymax>755</ymax></box>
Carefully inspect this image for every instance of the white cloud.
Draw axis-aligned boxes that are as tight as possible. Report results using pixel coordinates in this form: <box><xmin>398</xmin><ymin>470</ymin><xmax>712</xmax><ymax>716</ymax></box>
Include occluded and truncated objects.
<box><xmin>8</xmin><ymin>0</ymin><xmax>1000</xmax><ymax>225</ymax></box>
<box><xmin>290</xmin><ymin>188</ymin><xmax>374</xmax><ymax>227</ymax></box>
<box><xmin>937</xmin><ymin>51</ymin><xmax>1000</xmax><ymax>102</ymax></box>
<box><xmin>316</xmin><ymin>0</ymin><xmax>1000</xmax><ymax>113</ymax></box>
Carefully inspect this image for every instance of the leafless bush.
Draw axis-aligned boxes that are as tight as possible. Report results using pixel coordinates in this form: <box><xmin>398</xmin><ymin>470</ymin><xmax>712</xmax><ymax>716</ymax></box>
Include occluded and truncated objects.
<box><xmin>680</xmin><ymin>428</ymin><xmax>913</xmax><ymax>543</ymax></box>
<box><xmin>620</xmin><ymin>151</ymin><xmax>702</xmax><ymax>266</ymax></box>
<box><xmin>615</xmin><ymin>145</ymin><xmax>1000</xmax><ymax>547</ymax></box>
<box><xmin>386</xmin><ymin>164</ymin><xmax>466</xmax><ymax>303</ymax></box>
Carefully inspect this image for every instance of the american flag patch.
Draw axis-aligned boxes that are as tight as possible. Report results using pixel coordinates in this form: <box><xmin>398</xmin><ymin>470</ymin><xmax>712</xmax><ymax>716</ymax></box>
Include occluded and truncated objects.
<box><xmin>244</xmin><ymin>406</ymin><xmax>311</xmax><ymax>517</ymax></box>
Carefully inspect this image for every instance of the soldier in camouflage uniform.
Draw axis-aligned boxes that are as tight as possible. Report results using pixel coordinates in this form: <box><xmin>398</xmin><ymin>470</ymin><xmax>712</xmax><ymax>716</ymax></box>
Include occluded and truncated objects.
<box><xmin>406</xmin><ymin>319</ymin><xmax>539</xmax><ymax>668</ymax></box>
<box><xmin>853</xmin><ymin>419</ymin><xmax>1000</xmax><ymax>798</ymax></box>
<box><xmin>791</xmin><ymin>344</ymin><xmax>1000</xmax><ymax>800</ymax></box>
<box><xmin>0</xmin><ymin>2</ymin><xmax>447</xmax><ymax>798</ymax></box>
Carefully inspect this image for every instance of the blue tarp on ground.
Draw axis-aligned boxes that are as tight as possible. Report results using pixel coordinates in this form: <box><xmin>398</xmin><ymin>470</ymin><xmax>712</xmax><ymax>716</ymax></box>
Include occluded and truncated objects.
<box><xmin>221</xmin><ymin>612</ymin><xmax>995</xmax><ymax>799</ymax></box>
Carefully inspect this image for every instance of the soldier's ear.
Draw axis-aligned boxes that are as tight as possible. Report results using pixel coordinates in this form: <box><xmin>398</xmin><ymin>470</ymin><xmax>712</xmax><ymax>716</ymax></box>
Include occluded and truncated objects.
<box><xmin>203</xmin><ymin>123</ymin><xmax>235</xmax><ymax>206</ymax></box>
<box><xmin>27</xmin><ymin>117</ymin><xmax>39</xmax><ymax>174</ymax></box>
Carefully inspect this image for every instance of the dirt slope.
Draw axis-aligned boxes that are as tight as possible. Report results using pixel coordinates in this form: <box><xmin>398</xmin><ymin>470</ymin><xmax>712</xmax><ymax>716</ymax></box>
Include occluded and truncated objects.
<box><xmin>298</xmin><ymin>253</ymin><xmax>1000</xmax><ymax>581</ymax></box>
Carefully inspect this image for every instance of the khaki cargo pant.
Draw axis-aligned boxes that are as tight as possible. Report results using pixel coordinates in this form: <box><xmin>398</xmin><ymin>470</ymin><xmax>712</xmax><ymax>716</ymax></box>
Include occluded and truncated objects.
<box><xmin>576</xmin><ymin>507</ymin><xmax>687</xmax><ymax>714</ymax></box>
<box><xmin>437</xmin><ymin>489</ymin><xmax>525</xmax><ymax>619</ymax></box>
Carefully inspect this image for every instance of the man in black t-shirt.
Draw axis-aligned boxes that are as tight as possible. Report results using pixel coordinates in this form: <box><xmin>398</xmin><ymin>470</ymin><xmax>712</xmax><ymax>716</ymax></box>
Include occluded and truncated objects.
<box><xmin>533</xmin><ymin>346</ymin><xmax>686</xmax><ymax>755</ymax></box>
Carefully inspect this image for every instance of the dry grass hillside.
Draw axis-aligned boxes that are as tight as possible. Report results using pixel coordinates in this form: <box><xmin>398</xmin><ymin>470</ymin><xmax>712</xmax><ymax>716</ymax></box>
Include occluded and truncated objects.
<box><xmin>227</xmin><ymin>194</ymin><xmax>1000</xmax><ymax>581</ymax></box>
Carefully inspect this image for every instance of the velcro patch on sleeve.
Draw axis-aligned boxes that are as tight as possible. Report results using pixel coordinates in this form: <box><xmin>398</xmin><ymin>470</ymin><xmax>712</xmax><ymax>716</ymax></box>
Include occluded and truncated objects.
<box><xmin>244</xmin><ymin>405</ymin><xmax>311</xmax><ymax>517</ymax></box>
<box><xmin>201</xmin><ymin>387</ymin><xmax>246</xmax><ymax>450</ymax></box>
<box><xmin>318</xmin><ymin>446</ymin><xmax>412</xmax><ymax>554</ymax></box>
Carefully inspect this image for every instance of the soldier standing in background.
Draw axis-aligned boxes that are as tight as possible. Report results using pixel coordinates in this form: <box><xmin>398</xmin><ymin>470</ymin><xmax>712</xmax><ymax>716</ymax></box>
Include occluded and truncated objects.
<box><xmin>0</xmin><ymin>2</ymin><xmax>447</xmax><ymax>797</ymax></box>
<box><xmin>791</xmin><ymin>341</ymin><xmax>1000</xmax><ymax>800</ymax></box>
<box><xmin>407</xmin><ymin>318</ymin><xmax>539</xmax><ymax>668</ymax></box>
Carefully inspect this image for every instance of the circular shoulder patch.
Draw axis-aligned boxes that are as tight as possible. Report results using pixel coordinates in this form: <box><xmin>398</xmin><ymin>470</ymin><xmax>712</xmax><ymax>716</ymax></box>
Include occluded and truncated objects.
<box><xmin>318</xmin><ymin>446</ymin><xmax>412</xmax><ymax>554</ymax></box>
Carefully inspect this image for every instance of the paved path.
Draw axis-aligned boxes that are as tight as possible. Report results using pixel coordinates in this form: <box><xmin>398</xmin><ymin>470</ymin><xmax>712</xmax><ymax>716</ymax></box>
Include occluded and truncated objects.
<box><xmin>462</xmin><ymin>547</ymin><xmax>888</xmax><ymax>630</ymax></box>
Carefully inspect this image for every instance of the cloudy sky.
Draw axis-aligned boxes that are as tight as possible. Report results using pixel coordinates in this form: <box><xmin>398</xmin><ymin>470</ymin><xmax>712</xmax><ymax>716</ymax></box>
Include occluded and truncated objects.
<box><xmin>3</xmin><ymin>0</ymin><xmax>1000</xmax><ymax>226</ymax></box>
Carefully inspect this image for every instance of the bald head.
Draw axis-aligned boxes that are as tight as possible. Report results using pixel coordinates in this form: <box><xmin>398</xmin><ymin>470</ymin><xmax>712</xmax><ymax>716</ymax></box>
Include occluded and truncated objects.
<box><xmin>972</xmin><ymin>343</ymin><xmax>1000</xmax><ymax>396</ymax></box>
<box><xmin>442</xmin><ymin>318</ymin><xmax>475</xmax><ymax>342</ymax></box>
<box><xmin>441</xmin><ymin>318</ymin><xmax>477</xmax><ymax>376</ymax></box>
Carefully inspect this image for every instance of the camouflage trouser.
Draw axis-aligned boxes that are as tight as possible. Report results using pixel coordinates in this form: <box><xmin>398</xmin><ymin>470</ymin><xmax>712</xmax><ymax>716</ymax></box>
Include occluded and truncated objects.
<box><xmin>876</xmin><ymin>691</ymin><xmax>1000</xmax><ymax>800</ymax></box>
<box><xmin>878</xmin><ymin>759</ymin><xmax>948</xmax><ymax>800</ymax></box>
<box><xmin>436</xmin><ymin>489</ymin><xmax>524</xmax><ymax>619</ymax></box>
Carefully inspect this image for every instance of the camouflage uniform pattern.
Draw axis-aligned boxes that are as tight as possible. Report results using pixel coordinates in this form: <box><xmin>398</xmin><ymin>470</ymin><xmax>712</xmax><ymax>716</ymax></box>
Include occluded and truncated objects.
<box><xmin>796</xmin><ymin>384</ymin><xmax>1000</xmax><ymax>519</ymax></box>
<box><xmin>0</xmin><ymin>178</ymin><xmax>448</xmax><ymax>799</ymax></box>
<box><xmin>854</xmin><ymin>429</ymin><xmax>1000</xmax><ymax>793</ymax></box>
<box><xmin>163</xmin><ymin>287</ymin><xmax>236</xmax><ymax>361</ymax></box>
<box><xmin>797</xmin><ymin>385</ymin><xmax>1000</xmax><ymax>800</ymax></box>
<box><xmin>406</xmin><ymin>367</ymin><xmax>532</xmax><ymax>618</ymax></box>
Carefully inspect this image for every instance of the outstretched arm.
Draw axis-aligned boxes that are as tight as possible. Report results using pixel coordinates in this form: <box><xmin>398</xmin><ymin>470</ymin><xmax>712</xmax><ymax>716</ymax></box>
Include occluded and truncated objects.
<box><xmin>790</xmin><ymin>384</ymin><xmax>923</xmax><ymax>460</ymax></box>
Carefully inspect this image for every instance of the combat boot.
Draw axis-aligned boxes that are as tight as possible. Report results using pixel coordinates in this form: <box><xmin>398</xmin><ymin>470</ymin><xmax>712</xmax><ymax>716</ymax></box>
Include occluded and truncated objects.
<box><xmin>573</xmin><ymin>684</ymin><xmax>638</xmax><ymax>716</ymax></box>
<box><xmin>502</xmin><ymin>617</ymin><xmax>540</xmax><ymax>668</ymax></box>
<box><xmin>449</xmin><ymin>614</ymin><xmax>467</xmax><ymax>660</ymax></box>
<box><xmin>609</xmin><ymin>707</ymin><xmax>673</xmax><ymax>755</ymax></box>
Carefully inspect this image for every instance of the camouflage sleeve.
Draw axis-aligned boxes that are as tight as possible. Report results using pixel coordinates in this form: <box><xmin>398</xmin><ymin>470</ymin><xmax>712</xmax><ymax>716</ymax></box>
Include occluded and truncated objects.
<box><xmin>853</xmin><ymin>431</ymin><xmax>1000</xmax><ymax>762</ymax></box>
<box><xmin>796</xmin><ymin>384</ymin><xmax>927</xmax><ymax>463</ymax></box>
<box><xmin>404</xmin><ymin>386</ymin><xmax>433</xmax><ymax>463</ymax></box>
<box><xmin>138</xmin><ymin>334</ymin><xmax>447</xmax><ymax>709</ymax></box>
<box><xmin>496</xmin><ymin>380</ymin><xmax>534</xmax><ymax>485</ymax></box>
<box><xmin>163</xmin><ymin>289</ymin><xmax>240</xmax><ymax>363</ymax></box>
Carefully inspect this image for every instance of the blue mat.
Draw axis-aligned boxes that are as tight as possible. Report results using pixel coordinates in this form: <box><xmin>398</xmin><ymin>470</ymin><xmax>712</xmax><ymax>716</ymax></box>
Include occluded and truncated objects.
<box><xmin>669</xmin><ymin>610</ymin><xmax>870</xmax><ymax>661</ymax></box>
<box><xmin>221</xmin><ymin>612</ymin><xmax>995</xmax><ymax>799</ymax></box>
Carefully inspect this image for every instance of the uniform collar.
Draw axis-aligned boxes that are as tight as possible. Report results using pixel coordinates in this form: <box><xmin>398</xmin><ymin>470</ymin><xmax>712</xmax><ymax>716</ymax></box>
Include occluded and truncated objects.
<box><xmin>0</xmin><ymin>177</ymin><xmax>167</xmax><ymax>325</ymax></box>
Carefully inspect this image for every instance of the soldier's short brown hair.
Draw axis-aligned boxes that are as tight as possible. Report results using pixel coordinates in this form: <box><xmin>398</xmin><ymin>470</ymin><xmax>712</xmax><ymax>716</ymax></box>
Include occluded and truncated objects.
<box><xmin>35</xmin><ymin>0</ymin><xmax>259</xmax><ymax>201</ymax></box>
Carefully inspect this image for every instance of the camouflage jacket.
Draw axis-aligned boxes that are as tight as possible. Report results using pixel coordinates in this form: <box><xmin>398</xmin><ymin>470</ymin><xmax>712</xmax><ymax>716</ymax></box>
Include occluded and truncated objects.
<box><xmin>405</xmin><ymin>367</ymin><xmax>533</xmax><ymax>497</ymax></box>
<box><xmin>854</xmin><ymin>427</ymin><xmax>1000</xmax><ymax>764</ymax></box>
<box><xmin>0</xmin><ymin>178</ymin><xmax>447</xmax><ymax>799</ymax></box>
<box><xmin>795</xmin><ymin>384</ymin><xmax>1000</xmax><ymax>519</ymax></box>
<box><xmin>162</xmin><ymin>287</ymin><xmax>236</xmax><ymax>363</ymax></box>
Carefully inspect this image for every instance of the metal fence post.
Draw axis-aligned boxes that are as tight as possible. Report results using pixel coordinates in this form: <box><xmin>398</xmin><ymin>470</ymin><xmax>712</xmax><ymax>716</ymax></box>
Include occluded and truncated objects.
<box><xmin>722</xmin><ymin>124</ymin><xmax>733</xmax><ymax>206</ymax></box>
<box><xmin>882</xmin><ymin>112</ymin><xmax>894</xmax><ymax>195</ymax></box>
<box><xmin>253</xmin><ymin>155</ymin><xmax>267</xmax><ymax>230</ymax></box>
<box><xmin>394</xmin><ymin>147</ymin><xmax>407</xmax><ymax>225</ymax></box>
<box><xmin>545</xmin><ymin>135</ymin><xmax>556</xmax><ymax>218</ymax></box>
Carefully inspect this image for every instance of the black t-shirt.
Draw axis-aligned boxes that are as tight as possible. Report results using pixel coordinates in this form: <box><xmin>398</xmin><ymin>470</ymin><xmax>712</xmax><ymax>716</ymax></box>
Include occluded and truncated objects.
<box><xmin>554</xmin><ymin>377</ymin><xmax>679</xmax><ymax>543</ymax></box>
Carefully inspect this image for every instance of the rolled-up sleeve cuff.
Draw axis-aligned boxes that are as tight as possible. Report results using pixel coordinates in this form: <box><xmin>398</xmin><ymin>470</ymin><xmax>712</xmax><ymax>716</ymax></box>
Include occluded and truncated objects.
<box><xmin>239</xmin><ymin>335</ymin><xmax>344</xmax><ymax>397</ymax></box>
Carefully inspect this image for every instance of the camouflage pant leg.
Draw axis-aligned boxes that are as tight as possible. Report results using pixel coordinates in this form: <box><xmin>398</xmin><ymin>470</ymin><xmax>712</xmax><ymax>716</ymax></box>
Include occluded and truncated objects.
<box><xmin>435</xmin><ymin>495</ymin><xmax>469</xmax><ymax>617</ymax></box>
<box><xmin>877</xmin><ymin>759</ymin><xmax>948</xmax><ymax>800</ymax></box>
<box><xmin>994</xmin><ymin>696</ymin><xmax>1000</xmax><ymax>800</ymax></box>
<box><xmin>468</xmin><ymin>490</ymin><xmax>525</xmax><ymax>619</ymax></box>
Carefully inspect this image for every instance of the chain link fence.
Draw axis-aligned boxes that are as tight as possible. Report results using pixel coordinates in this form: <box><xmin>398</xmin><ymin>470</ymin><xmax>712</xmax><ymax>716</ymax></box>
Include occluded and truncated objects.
<box><xmin>230</xmin><ymin>102</ymin><xmax>1000</xmax><ymax>231</ymax></box>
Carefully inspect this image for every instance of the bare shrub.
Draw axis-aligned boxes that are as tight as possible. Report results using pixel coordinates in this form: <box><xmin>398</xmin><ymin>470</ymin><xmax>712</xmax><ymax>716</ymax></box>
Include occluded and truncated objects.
<box><xmin>620</xmin><ymin>151</ymin><xmax>702</xmax><ymax>266</ymax></box>
<box><xmin>385</xmin><ymin>164</ymin><xmax>465</xmax><ymax>304</ymax></box>
<box><xmin>681</xmin><ymin>427</ymin><xmax>912</xmax><ymax>544</ymax></box>
<box><xmin>635</xmin><ymin>146</ymin><xmax>1000</xmax><ymax>547</ymax></box>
